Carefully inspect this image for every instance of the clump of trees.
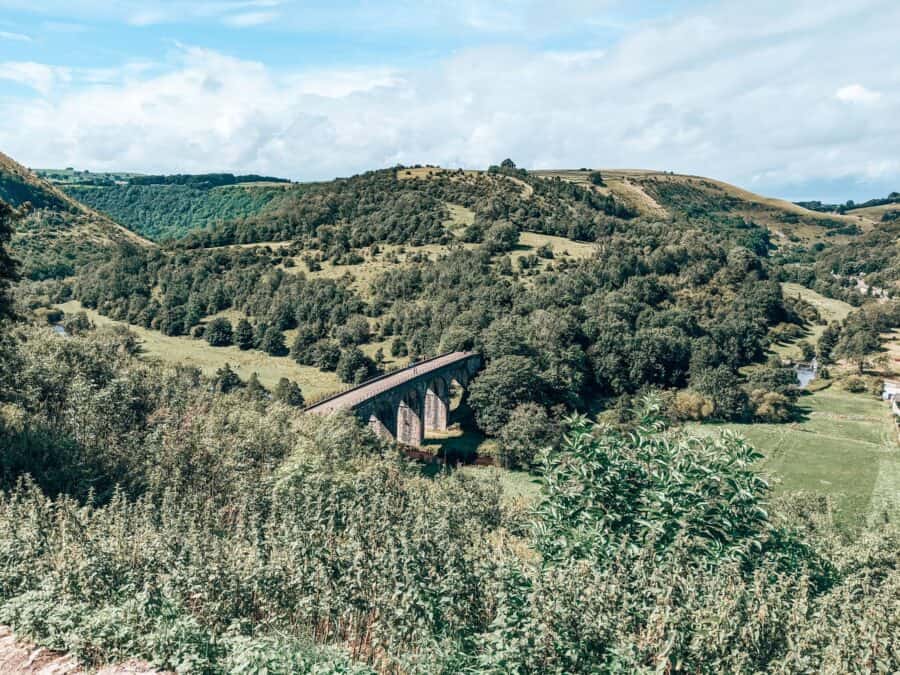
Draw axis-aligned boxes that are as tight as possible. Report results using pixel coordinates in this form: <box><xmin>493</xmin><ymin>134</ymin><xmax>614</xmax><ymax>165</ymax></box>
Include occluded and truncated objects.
<box><xmin>336</xmin><ymin>346</ymin><xmax>376</xmax><ymax>384</ymax></box>
<box><xmin>204</xmin><ymin>317</ymin><xmax>233</xmax><ymax>346</ymax></box>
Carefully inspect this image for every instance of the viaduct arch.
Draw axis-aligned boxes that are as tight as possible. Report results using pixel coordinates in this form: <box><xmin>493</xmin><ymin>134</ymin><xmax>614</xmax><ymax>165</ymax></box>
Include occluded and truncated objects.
<box><xmin>305</xmin><ymin>351</ymin><xmax>482</xmax><ymax>447</ymax></box>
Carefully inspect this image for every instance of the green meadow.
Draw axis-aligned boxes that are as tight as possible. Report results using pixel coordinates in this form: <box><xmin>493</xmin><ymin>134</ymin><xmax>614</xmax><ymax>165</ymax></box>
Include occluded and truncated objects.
<box><xmin>696</xmin><ymin>386</ymin><xmax>900</xmax><ymax>529</ymax></box>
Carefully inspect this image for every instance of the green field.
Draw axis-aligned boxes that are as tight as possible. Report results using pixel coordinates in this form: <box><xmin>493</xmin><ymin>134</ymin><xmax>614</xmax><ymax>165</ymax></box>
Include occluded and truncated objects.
<box><xmin>780</xmin><ymin>282</ymin><xmax>853</xmax><ymax>324</ymax></box>
<box><xmin>56</xmin><ymin>300</ymin><xmax>345</xmax><ymax>398</ymax></box>
<box><xmin>696</xmin><ymin>387</ymin><xmax>900</xmax><ymax>528</ymax></box>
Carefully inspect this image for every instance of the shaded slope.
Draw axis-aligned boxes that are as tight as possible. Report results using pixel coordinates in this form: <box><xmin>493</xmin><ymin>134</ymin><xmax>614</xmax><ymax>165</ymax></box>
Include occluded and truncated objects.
<box><xmin>0</xmin><ymin>152</ymin><xmax>152</xmax><ymax>279</ymax></box>
<box><xmin>65</xmin><ymin>182</ymin><xmax>291</xmax><ymax>241</ymax></box>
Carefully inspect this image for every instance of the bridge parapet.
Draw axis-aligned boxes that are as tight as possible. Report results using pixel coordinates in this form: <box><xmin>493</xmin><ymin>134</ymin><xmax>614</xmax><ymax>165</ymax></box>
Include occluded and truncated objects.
<box><xmin>305</xmin><ymin>351</ymin><xmax>482</xmax><ymax>447</ymax></box>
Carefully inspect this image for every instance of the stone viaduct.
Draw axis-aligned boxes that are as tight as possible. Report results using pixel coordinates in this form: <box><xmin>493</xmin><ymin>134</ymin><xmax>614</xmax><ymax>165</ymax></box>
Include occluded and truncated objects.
<box><xmin>305</xmin><ymin>351</ymin><xmax>482</xmax><ymax>447</ymax></box>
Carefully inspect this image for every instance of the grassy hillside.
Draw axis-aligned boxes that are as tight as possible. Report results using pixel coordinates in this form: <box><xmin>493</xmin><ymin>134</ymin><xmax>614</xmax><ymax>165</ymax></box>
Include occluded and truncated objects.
<box><xmin>535</xmin><ymin>168</ymin><xmax>875</xmax><ymax>243</ymax></box>
<box><xmin>56</xmin><ymin>299</ymin><xmax>347</xmax><ymax>397</ymax></box>
<box><xmin>0</xmin><ymin>152</ymin><xmax>151</xmax><ymax>279</ymax></box>
<box><xmin>847</xmin><ymin>202</ymin><xmax>900</xmax><ymax>221</ymax></box>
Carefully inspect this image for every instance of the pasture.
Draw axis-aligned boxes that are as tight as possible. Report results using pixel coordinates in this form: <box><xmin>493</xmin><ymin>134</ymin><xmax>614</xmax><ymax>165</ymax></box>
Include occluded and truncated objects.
<box><xmin>697</xmin><ymin>387</ymin><xmax>900</xmax><ymax>529</ymax></box>
<box><xmin>56</xmin><ymin>300</ymin><xmax>344</xmax><ymax>398</ymax></box>
<box><xmin>772</xmin><ymin>282</ymin><xmax>854</xmax><ymax>360</ymax></box>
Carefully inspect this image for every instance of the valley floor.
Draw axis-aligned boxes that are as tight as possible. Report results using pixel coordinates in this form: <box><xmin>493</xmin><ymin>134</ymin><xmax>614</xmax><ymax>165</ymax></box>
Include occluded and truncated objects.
<box><xmin>694</xmin><ymin>386</ymin><xmax>900</xmax><ymax>529</ymax></box>
<box><xmin>55</xmin><ymin>285</ymin><xmax>900</xmax><ymax>531</ymax></box>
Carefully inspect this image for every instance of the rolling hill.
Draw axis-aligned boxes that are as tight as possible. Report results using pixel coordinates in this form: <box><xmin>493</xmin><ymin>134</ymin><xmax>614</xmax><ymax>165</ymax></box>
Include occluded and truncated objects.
<box><xmin>0</xmin><ymin>152</ymin><xmax>152</xmax><ymax>279</ymax></box>
<box><xmin>32</xmin><ymin>159</ymin><xmax>892</xmax><ymax>252</ymax></box>
<box><xmin>534</xmin><ymin>168</ymin><xmax>875</xmax><ymax>242</ymax></box>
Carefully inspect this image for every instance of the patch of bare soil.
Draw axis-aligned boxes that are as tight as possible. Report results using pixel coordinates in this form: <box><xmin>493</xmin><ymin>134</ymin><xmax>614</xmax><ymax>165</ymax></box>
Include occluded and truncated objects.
<box><xmin>0</xmin><ymin>627</ymin><xmax>164</xmax><ymax>674</ymax></box>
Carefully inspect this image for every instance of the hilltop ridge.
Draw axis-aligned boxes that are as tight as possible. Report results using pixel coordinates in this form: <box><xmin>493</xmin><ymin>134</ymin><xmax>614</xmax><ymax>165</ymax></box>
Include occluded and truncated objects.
<box><xmin>534</xmin><ymin>168</ymin><xmax>874</xmax><ymax>242</ymax></box>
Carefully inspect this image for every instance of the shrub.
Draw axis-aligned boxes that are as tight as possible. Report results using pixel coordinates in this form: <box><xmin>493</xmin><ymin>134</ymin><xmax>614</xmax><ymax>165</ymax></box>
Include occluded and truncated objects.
<box><xmin>336</xmin><ymin>347</ymin><xmax>375</xmax><ymax>384</ymax></box>
<box><xmin>274</xmin><ymin>378</ymin><xmax>304</xmax><ymax>407</ymax></box>
<box><xmin>260</xmin><ymin>327</ymin><xmax>287</xmax><ymax>356</ymax></box>
<box><xmin>310</xmin><ymin>339</ymin><xmax>340</xmax><ymax>371</ymax></box>
<box><xmin>234</xmin><ymin>319</ymin><xmax>254</xmax><ymax>350</ymax></box>
<box><xmin>482</xmin><ymin>221</ymin><xmax>519</xmax><ymax>254</ymax></box>
<box><xmin>750</xmin><ymin>389</ymin><xmax>794</xmax><ymax>422</ymax></box>
<box><xmin>213</xmin><ymin>362</ymin><xmax>242</xmax><ymax>393</ymax></box>
<box><xmin>204</xmin><ymin>317</ymin><xmax>233</xmax><ymax>347</ymax></box>
<box><xmin>63</xmin><ymin>311</ymin><xmax>94</xmax><ymax>335</ymax></box>
<box><xmin>769</xmin><ymin>322</ymin><xmax>805</xmax><ymax>343</ymax></box>
<box><xmin>841</xmin><ymin>375</ymin><xmax>867</xmax><ymax>393</ymax></box>
<box><xmin>690</xmin><ymin>365</ymin><xmax>748</xmax><ymax>420</ymax></box>
<box><xmin>670</xmin><ymin>389</ymin><xmax>715</xmax><ymax>420</ymax></box>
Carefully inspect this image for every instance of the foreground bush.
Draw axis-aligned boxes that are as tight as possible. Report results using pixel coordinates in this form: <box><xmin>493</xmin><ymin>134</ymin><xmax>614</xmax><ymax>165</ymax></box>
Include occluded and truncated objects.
<box><xmin>0</xmin><ymin>332</ymin><xmax>898</xmax><ymax>672</ymax></box>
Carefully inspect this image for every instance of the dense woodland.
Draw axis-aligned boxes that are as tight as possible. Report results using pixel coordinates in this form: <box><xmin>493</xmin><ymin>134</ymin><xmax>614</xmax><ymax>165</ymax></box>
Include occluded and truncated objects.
<box><xmin>1</xmin><ymin>160</ymin><xmax>899</xmax><ymax>672</ymax></box>
<box><xmin>65</xmin><ymin>183</ymin><xmax>289</xmax><ymax>241</ymax></box>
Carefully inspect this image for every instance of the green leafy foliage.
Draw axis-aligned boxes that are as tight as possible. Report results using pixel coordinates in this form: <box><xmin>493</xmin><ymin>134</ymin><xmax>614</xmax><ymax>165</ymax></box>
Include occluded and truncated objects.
<box><xmin>66</xmin><ymin>183</ymin><xmax>287</xmax><ymax>241</ymax></box>
<box><xmin>0</xmin><ymin>330</ymin><xmax>898</xmax><ymax>672</ymax></box>
<box><xmin>534</xmin><ymin>400</ymin><xmax>782</xmax><ymax>565</ymax></box>
<box><xmin>204</xmin><ymin>317</ymin><xmax>233</xmax><ymax>346</ymax></box>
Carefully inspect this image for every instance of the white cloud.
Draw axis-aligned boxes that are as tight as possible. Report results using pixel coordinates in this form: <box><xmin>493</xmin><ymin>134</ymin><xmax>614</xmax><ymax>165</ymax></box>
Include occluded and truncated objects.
<box><xmin>0</xmin><ymin>0</ymin><xmax>897</xmax><ymax>201</ymax></box>
<box><xmin>0</xmin><ymin>61</ymin><xmax>69</xmax><ymax>95</ymax></box>
<box><xmin>221</xmin><ymin>11</ymin><xmax>278</xmax><ymax>27</ymax></box>
<box><xmin>836</xmin><ymin>84</ymin><xmax>881</xmax><ymax>104</ymax></box>
<box><xmin>0</xmin><ymin>30</ymin><xmax>31</xmax><ymax>41</ymax></box>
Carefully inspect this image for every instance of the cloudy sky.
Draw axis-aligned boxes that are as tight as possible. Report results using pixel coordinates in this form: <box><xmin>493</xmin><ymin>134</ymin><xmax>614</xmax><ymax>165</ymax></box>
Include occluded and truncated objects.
<box><xmin>0</xmin><ymin>0</ymin><xmax>896</xmax><ymax>201</ymax></box>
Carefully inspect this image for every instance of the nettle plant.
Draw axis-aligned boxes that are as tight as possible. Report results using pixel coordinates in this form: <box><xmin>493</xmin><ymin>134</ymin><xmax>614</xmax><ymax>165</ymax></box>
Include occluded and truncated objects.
<box><xmin>534</xmin><ymin>398</ymin><xmax>778</xmax><ymax>565</ymax></box>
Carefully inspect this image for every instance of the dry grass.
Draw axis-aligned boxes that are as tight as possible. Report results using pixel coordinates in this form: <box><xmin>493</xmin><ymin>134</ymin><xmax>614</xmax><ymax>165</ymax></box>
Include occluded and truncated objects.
<box><xmin>532</xmin><ymin>169</ymin><xmax>668</xmax><ymax>219</ymax></box>
<box><xmin>781</xmin><ymin>283</ymin><xmax>853</xmax><ymax>323</ymax></box>
<box><xmin>282</xmin><ymin>243</ymin><xmax>468</xmax><ymax>298</ymax></box>
<box><xmin>56</xmin><ymin>300</ymin><xmax>343</xmax><ymax>398</ymax></box>
<box><xmin>277</xmin><ymin>231</ymin><xmax>598</xmax><ymax>299</ymax></box>
<box><xmin>771</xmin><ymin>283</ymin><xmax>854</xmax><ymax>360</ymax></box>
<box><xmin>207</xmin><ymin>240</ymin><xmax>293</xmax><ymax>251</ymax></box>
<box><xmin>515</xmin><ymin>231</ymin><xmax>596</xmax><ymax>261</ymax></box>
<box><xmin>396</xmin><ymin>166</ymin><xmax>447</xmax><ymax>181</ymax></box>
<box><xmin>443</xmin><ymin>203</ymin><xmax>475</xmax><ymax>230</ymax></box>
<box><xmin>847</xmin><ymin>202</ymin><xmax>900</xmax><ymax>220</ymax></box>
<box><xmin>499</xmin><ymin>173</ymin><xmax>534</xmax><ymax>198</ymax></box>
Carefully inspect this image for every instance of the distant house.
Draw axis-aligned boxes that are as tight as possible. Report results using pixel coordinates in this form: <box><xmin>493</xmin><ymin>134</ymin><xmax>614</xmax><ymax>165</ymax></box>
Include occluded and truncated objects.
<box><xmin>883</xmin><ymin>379</ymin><xmax>900</xmax><ymax>406</ymax></box>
